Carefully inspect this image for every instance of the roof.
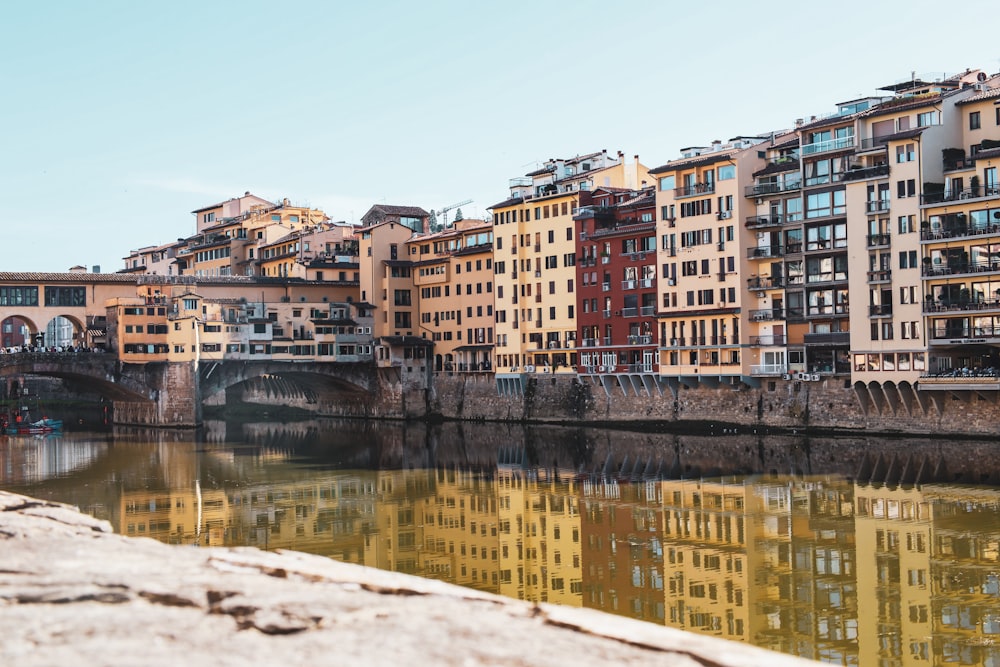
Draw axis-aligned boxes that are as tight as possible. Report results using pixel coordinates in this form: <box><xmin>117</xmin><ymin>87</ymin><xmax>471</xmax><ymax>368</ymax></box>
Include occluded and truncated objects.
<box><xmin>860</xmin><ymin>93</ymin><xmax>943</xmax><ymax>118</ymax></box>
<box><xmin>955</xmin><ymin>87</ymin><xmax>1000</xmax><ymax>106</ymax></box>
<box><xmin>190</xmin><ymin>192</ymin><xmax>272</xmax><ymax>214</ymax></box>
<box><xmin>648</xmin><ymin>149</ymin><xmax>739</xmax><ymax>175</ymax></box>
<box><xmin>363</xmin><ymin>204</ymin><xmax>429</xmax><ymax>218</ymax></box>
<box><xmin>525</xmin><ymin>165</ymin><xmax>555</xmax><ymax>177</ymax></box>
<box><xmin>489</xmin><ymin>196</ymin><xmax>524</xmax><ymax>210</ymax></box>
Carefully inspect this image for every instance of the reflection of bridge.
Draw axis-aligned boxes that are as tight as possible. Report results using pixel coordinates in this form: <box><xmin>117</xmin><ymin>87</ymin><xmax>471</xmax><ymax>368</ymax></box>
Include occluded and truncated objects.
<box><xmin>0</xmin><ymin>352</ymin><xmax>380</xmax><ymax>427</ymax></box>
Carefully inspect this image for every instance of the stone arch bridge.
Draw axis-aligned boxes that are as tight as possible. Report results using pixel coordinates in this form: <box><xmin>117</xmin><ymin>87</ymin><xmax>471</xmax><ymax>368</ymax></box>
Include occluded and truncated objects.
<box><xmin>0</xmin><ymin>352</ymin><xmax>385</xmax><ymax>427</ymax></box>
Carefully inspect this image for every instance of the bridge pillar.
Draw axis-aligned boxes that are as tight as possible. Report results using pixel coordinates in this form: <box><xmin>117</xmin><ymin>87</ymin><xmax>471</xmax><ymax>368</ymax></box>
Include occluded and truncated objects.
<box><xmin>113</xmin><ymin>361</ymin><xmax>202</xmax><ymax>428</ymax></box>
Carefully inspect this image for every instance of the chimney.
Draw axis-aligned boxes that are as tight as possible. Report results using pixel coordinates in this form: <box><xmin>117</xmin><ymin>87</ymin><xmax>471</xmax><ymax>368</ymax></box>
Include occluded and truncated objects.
<box><xmin>795</xmin><ymin>118</ymin><xmax>804</xmax><ymax>128</ymax></box>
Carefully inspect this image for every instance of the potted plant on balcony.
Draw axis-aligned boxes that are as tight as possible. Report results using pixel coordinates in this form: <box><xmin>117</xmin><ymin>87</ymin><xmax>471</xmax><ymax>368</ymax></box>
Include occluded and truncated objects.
<box><xmin>971</xmin><ymin>175</ymin><xmax>981</xmax><ymax>198</ymax></box>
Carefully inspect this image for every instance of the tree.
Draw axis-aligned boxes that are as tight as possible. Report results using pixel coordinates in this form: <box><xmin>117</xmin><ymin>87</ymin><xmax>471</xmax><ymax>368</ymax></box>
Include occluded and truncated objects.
<box><xmin>428</xmin><ymin>210</ymin><xmax>440</xmax><ymax>232</ymax></box>
<box><xmin>453</xmin><ymin>208</ymin><xmax>463</xmax><ymax>222</ymax></box>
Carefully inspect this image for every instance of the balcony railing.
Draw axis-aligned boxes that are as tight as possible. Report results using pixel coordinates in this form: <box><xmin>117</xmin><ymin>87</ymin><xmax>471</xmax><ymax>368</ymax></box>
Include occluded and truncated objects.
<box><xmin>750</xmin><ymin>308</ymin><xmax>785</xmax><ymax>322</ymax></box>
<box><xmin>803</xmin><ymin>332</ymin><xmax>850</xmax><ymax>345</ymax></box>
<box><xmin>858</xmin><ymin>136</ymin><xmax>891</xmax><ymax>151</ymax></box>
<box><xmin>745</xmin><ymin>213</ymin><xmax>788</xmax><ymax>228</ymax></box>
<box><xmin>869</xmin><ymin>304</ymin><xmax>893</xmax><ymax>317</ymax></box>
<box><xmin>750</xmin><ymin>363</ymin><xmax>788</xmax><ymax>376</ymax></box>
<box><xmin>621</xmin><ymin>279</ymin><xmax>636</xmax><ymax>290</ymax></box>
<box><xmin>921</xmin><ymin>221</ymin><xmax>1000</xmax><ymax>241</ymax></box>
<box><xmin>581</xmin><ymin>338</ymin><xmax>598</xmax><ymax>347</ymax></box>
<box><xmin>621</xmin><ymin>307</ymin><xmax>638</xmax><ymax>318</ymax></box>
<box><xmin>865</xmin><ymin>200</ymin><xmax>890</xmax><ymax>214</ymax></box>
<box><xmin>921</xmin><ymin>185</ymin><xmax>1000</xmax><ymax>205</ymax></box>
<box><xmin>747</xmin><ymin>245</ymin><xmax>785</xmax><ymax>259</ymax></box>
<box><xmin>640</xmin><ymin>305</ymin><xmax>656</xmax><ymax>317</ymax></box>
<box><xmin>801</xmin><ymin>135</ymin><xmax>855</xmax><ymax>155</ymax></box>
<box><xmin>748</xmin><ymin>276</ymin><xmax>783</xmax><ymax>290</ymax></box>
<box><xmin>601</xmin><ymin>282</ymin><xmax>611</xmax><ymax>292</ymax></box>
<box><xmin>843</xmin><ymin>164</ymin><xmax>890</xmax><ymax>182</ymax></box>
<box><xmin>867</xmin><ymin>269</ymin><xmax>892</xmax><ymax>284</ymax></box>
<box><xmin>674</xmin><ymin>182</ymin><xmax>716</xmax><ymax>198</ymax></box>
<box><xmin>921</xmin><ymin>261</ymin><xmax>1000</xmax><ymax>277</ymax></box>
<box><xmin>866</xmin><ymin>233</ymin><xmax>891</xmax><ymax>248</ymax></box>
<box><xmin>744</xmin><ymin>179</ymin><xmax>801</xmax><ymax>198</ymax></box>
<box><xmin>602</xmin><ymin>309</ymin><xmax>611</xmax><ymax>319</ymax></box>
<box><xmin>923</xmin><ymin>299</ymin><xmax>1000</xmax><ymax>314</ymax></box>
<box><xmin>750</xmin><ymin>335</ymin><xmax>787</xmax><ymax>346</ymax></box>
<box><xmin>626</xmin><ymin>335</ymin><xmax>654</xmax><ymax>345</ymax></box>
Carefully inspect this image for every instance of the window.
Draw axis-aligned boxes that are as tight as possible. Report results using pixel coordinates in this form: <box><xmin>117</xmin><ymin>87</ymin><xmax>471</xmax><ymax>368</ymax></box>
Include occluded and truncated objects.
<box><xmin>658</xmin><ymin>175</ymin><xmax>675</xmax><ymax>191</ymax></box>
<box><xmin>718</xmin><ymin>165</ymin><xmax>735</xmax><ymax>180</ymax></box>
<box><xmin>971</xmin><ymin>111</ymin><xmax>981</xmax><ymax>130</ymax></box>
<box><xmin>917</xmin><ymin>111</ymin><xmax>938</xmax><ymax>127</ymax></box>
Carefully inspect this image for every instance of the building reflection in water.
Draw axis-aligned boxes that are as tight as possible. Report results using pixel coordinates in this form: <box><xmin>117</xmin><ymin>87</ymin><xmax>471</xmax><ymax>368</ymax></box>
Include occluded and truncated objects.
<box><xmin>5</xmin><ymin>429</ymin><xmax>1000</xmax><ymax>667</ymax></box>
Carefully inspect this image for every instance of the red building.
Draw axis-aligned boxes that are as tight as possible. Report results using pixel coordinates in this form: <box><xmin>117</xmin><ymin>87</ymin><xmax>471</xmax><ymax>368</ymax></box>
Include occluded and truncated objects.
<box><xmin>574</xmin><ymin>186</ymin><xmax>659</xmax><ymax>374</ymax></box>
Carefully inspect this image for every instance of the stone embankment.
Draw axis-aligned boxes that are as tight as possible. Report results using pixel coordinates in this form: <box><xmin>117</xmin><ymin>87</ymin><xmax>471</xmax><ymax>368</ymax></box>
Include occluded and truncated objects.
<box><xmin>432</xmin><ymin>373</ymin><xmax>1000</xmax><ymax>437</ymax></box>
<box><xmin>0</xmin><ymin>491</ymin><xmax>819</xmax><ymax>667</ymax></box>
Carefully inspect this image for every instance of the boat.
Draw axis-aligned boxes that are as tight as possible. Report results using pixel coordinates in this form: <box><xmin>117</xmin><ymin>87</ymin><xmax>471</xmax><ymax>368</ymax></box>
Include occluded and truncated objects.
<box><xmin>3</xmin><ymin>399</ymin><xmax>63</xmax><ymax>435</ymax></box>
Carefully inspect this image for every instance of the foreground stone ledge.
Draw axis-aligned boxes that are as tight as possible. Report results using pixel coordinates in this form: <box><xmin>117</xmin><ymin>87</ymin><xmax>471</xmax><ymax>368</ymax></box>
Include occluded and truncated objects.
<box><xmin>0</xmin><ymin>491</ymin><xmax>818</xmax><ymax>667</ymax></box>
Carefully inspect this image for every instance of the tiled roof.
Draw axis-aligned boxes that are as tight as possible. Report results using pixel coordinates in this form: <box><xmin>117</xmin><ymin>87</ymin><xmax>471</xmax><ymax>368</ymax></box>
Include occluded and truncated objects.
<box><xmin>366</xmin><ymin>204</ymin><xmax>429</xmax><ymax>217</ymax></box>
<box><xmin>649</xmin><ymin>149</ymin><xmax>739</xmax><ymax>175</ymax></box>
<box><xmin>489</xmin><ymin>196</ymin><xmax>524</xmax><ymax>210</ymax></box>
<box><xmin>956</xmin><ymin>87</ymin><xmax>1000</xmax><ymax>105</ymax></box>
<box><xmin>525</xmin><ymin>165</ymin><xmax>555</xmax><ymax>177</ymax></box>
<box><xmin>752</xmin><ymin>160</ymin><xmax>799</xmax><ymax>178</ymax></box>
<box><xmin>0</xmin><ymin>272</ymin><xmax>138</xmax><ymax>283</ymax></box>
<box><xmin>860</xmin><ymin>94</ymin><xmax>943</xmax><ymax>118</ymax></box>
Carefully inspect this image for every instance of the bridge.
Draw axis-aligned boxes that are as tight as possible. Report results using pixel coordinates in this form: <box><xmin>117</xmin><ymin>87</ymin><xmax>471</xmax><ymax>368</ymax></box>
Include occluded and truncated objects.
<box><xmin>0</xmin><ymin>352</ymin><xmax>386</xmax><ymax>427</ymax></box>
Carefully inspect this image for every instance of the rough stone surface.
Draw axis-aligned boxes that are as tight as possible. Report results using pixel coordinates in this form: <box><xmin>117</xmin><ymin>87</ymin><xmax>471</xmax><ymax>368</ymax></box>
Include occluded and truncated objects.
<box><xmin>432</xmin><ymin>373</ymin><xmax>1000</xmax><ymax>436</ymax></box>
<box><xmin>0</xmin><ymin>491</ymin><xmax>819</xmax><ymax>667</ymax></box>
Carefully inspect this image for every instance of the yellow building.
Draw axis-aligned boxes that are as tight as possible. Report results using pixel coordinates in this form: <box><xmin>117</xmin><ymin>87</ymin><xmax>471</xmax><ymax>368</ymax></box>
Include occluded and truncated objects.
<box><xmin>652</xmin><ymin>138</ymin><xmax>773</xmax><ymax>386</ymax></box>
<box><xmin>409</xmin><ymin>219</ymin><xmax>495</xmax><ymax>373</ymax></box>
<box><xmin>492</xmin><ymin>151</ymin><xmax>648</xmax><ymax>375</ymax></box>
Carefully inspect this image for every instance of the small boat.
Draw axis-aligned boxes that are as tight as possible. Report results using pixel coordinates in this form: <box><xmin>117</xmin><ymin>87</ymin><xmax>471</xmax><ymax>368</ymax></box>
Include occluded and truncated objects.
<box><xmin>3</xmin><ymin>401</ymin><xmax>63</xmax><ymax>435</ymax></box>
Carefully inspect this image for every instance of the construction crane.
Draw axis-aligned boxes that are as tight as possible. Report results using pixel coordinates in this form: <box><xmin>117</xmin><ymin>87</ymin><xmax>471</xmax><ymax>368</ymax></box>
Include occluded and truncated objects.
<box><xmin>440</xmin><ymin>199</ymin><xmax>472</xmax><ymax>228</ymax></box>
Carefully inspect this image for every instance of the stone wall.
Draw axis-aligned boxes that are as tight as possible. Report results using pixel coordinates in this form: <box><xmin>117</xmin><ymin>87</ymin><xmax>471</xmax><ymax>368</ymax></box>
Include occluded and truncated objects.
<box><xmin>430</xmin><ymin>373</ymin><xmax>1000</xmax><ymax>437</ymax></box>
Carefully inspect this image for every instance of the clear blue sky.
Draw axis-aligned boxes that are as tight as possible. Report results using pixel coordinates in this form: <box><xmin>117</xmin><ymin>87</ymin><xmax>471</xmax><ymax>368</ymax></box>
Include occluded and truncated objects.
<box><xmin>3</xmin><ymin>0</ymin><xmax>998</xmax><ymax>273</ymax></box>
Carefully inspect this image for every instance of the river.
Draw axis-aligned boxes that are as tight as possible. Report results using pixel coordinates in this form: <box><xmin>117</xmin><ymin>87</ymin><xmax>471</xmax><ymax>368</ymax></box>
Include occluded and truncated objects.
<box><xmin>2</xmin><ymin>417</ymin><xmax>999</xmax><ymax>666</ymax></box>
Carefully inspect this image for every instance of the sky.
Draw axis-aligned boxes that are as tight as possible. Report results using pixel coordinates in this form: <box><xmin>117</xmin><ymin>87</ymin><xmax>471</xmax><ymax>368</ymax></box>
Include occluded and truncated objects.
<box><xmin>2</xmin><ymin>0</ymin><xmax>998</xmax><ymax>273</ymax></box>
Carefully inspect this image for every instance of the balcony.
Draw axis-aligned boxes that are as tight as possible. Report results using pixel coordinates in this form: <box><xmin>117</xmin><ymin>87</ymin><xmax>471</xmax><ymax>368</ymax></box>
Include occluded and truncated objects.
<box><xmin>750</xmin><ymin>335</ymin><xmax>787</xmax><ymax>346</ymax></box>
<box><xmin>750</xmin><ymin>308</ymin><xmax>785</xmax><ymax>322</ymax></box>
<box><xmin>744</xmin><ymin>179</ymin><xmax>802</xmax><ymax>198</ymax></box>
<box><xmin>748</xmin><ymin>276</ymin><xmax>783</xmax><ymax>290</ymax></box>
<box><xmin>923</xmin><ymin>298</ymin><xmax>1000</xmax><ymax>315</ymax></box>
<box><xmin>621</xmin><ymin>279</ymin><xmax>637</xmax><ymax>290</ymax></box>
<box><xmin>803</xmin><ymin>332</ymin><xmax>850</xmax><ymax>345</ymax></box>
<box><xmin>921</xmin><ymin>185</ymin><xmax>1000</xmax><ymax>205</ymax></box>
<box><xmin>866</xmin><ymin>233</ymin><xmax>891</xmax><ymax>248</ymax></box>
<box><xmin>751</xmin><ymin>363</ymin><xmax>788</xmax><ymax>376</ymax></box>
<box><xmin>843</xmin><ymin>164</ymin><xmax>890</xmax><ymax>182</ymax></box>
<box><xmin>581</xmin><ymin>338</ymin><xmax>598</xmax><ymax>347</ymax></box>
<box><xmin>674</xmin><ymin>182</ymin><xmax>715</xmax><ymax>199</ymax></box>
<box><xmin>626</xmin><ymin>335</ymin><xmax>654</xmax><ymax>345</ymax></box>
<box><xmin>621</xmin><ymin>307</ymin><xmax>638</xmax><ymax>318</ymax></box>
<box><xmin>745</xmin><ymin>213</ymin><xmax>795</xmax><ymax>229</ymax></box>
<box><xmin>747</xmin><ymin>245</ymin><xmax>785</xmax><ymax>259</ymax></box>
<box><xmin>921</xmin><ymin>261</ymin><xmax>1000</xmax><ymax>278</ymax></box>
<box><xmin>601</xmin><ymin>282</ymin><xmax>611</xmax><ymax>292</ymax></box>
<box><xmin>641</xmin><ymin>305</ymin><xmax>656</xmax><ymax>317</ymax></box>
<box><xmin>869</xmin><ymin>304</ymin><xmax>893</xmax><ymax>317</ymax></box>
<box><xmin>921</xmin><ymin>218</ymin><xmax>1000</xmax><ymax>241</ymax></box>
<box><xmin>865</xmin><ymin>200</ymin><xmax>890</xmax><ymax>214</ymax></box>
<box><xmin>801</xmin><ymin>135</ymin><xmax>855</xmax><ymax>155</ymax></box>
<box><xmin>858</xmin><ymin>136</ymin><xmax>891</xmax><ymax>151</ymax></box>
<box><xmin>867</xmin><ymin>269</ymin><xmax>892</xmax><ymax>284</ymax></box>
<box><xmin>602</xmin><ymin>309</ymin><xmax>611</xmax><ymax>319</ymax></box>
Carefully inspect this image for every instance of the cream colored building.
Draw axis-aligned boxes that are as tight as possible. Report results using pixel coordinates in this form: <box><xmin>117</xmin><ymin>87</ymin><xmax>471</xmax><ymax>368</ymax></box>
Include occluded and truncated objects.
<box><xmin>492</xmin><ymin>152</ymin><xmax>649</xmax><ymax>375</ymax></box>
